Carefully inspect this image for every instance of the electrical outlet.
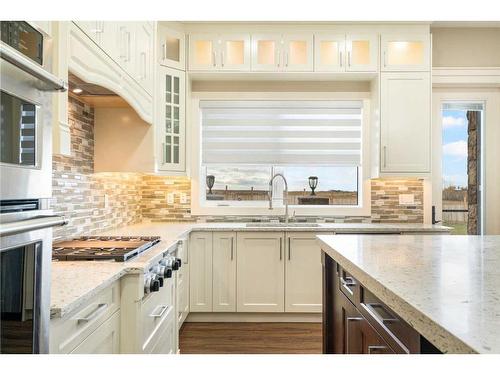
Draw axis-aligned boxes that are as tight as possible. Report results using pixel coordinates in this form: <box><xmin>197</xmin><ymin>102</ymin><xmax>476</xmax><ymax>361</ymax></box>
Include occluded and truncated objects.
<box><xmin>167</xmin><ymin>193</ymin><xmax>175</xmax><ymax>204</ymax></box>
<box><xmin>180</xmin><ymin>193</ymin><xmax>187</xmax><ymax>204</ymax></box>
<box><xmin>399</xmin><ymin>194</ymin><xmax>415</xmax><ymax>205</ymax></box>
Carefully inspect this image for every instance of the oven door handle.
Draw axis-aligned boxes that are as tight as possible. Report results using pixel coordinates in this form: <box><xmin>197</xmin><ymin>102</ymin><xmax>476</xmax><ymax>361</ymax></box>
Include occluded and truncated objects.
<box><xmin>0</xmin><ymin>42</ymin><xmax>68</xmax><ymax>92</ymax></box>
<box><xmin>0</xmin><ymin>215</ymin><xmax>68</xmax><ymax>236</ymax></box>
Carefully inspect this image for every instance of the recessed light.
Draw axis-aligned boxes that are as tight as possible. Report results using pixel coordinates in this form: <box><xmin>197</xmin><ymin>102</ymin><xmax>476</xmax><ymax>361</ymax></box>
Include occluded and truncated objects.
<box><xmin>72</xmin><ymin>88</ymin><xmax>83</xmax><ymax>94</ymax></box>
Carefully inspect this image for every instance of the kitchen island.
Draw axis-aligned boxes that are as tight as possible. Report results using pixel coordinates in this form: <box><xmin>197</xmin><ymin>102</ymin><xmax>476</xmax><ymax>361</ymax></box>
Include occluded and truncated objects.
<box><xmin>318</xmin><ymin>234</ymin><xmax>500</xmax><ymax>354</ymax></box>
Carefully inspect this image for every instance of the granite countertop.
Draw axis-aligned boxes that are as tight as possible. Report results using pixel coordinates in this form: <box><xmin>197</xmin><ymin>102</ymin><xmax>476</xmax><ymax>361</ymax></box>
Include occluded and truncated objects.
<box><xmin>317</xmin><ymin>234</ymin><xmax>500</xmax><ymax>354</ymax></box>
<box><xmin>50</xmin><ymin>221</ymin><xmax>450</xmax><ymax>319</ymax></box>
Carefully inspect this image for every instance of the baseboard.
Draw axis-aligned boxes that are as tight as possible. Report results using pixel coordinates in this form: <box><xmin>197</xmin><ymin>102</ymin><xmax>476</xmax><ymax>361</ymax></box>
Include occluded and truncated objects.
<box><xmin>185</xmin><ymin>312</ymin><xmax>322</xmax><ymax>323</ymax></box>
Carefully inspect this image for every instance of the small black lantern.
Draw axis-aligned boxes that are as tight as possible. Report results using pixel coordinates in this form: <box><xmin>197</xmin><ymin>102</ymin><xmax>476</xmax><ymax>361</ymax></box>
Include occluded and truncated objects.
<box><xmin>308</xmin><ymin>176</ymin><xmax>318</xmax><ymax>196</ymax></box>
<box><xmin>206</xmin><ymin>175</ymin><xmax>215</xmax><ymax>195</ymax></box>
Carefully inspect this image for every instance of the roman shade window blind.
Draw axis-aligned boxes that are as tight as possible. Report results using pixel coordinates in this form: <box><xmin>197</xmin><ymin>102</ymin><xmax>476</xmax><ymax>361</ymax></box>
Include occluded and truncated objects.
<box><xmin>200</xmin><ymin>100</ymin><xmax>363</xmax><ymax>166</ymax></box>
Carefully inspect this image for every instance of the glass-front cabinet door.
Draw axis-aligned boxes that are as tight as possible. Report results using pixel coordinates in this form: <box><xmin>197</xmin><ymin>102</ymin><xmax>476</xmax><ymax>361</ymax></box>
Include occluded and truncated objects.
<box><xmin>282</xmin><ymin>34</ymin><xmax>313</xmax><ymax>72</ymax></box>
<box><xmin>189</xmin><ymin>34</ymin><xmax>217</xmax><ymax>70</ymax></box>
<box><xmin>251</xmin><ymin>34</ymin><xmax>281</xmax><ymax>71</ymax></box>
<box><xmin>381</xmin><ymin>34</ymin><xmax>430</xmax><ymax>71</ymax></box>
<box><xmin>158</xmin><ymin>24</ymin><xmax>185</xmax><ymax>70</ymax></box>
<box><xmin>346</xmin><ymin>34</ymin><xmax>378</xmax><ymax>72</ymax></box>
<box><xmin>314</xmin><ymin>34</ymin><xmax>346</xmax><ymax>72</ymax></box>
<box><xmin>157</xmin><ymin>66</ymin><xmax>185</xmax><ymax>172</ymax></box>
<box><xmin>219</xmin><ymin>34</ymin><xmax>251</xmax><ymax>71</ymax></box>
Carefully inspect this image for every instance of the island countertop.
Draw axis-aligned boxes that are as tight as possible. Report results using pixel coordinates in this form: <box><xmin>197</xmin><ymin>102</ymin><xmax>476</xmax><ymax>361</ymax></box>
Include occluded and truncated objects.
<box><xmin>317</xmin><ymin>234</ymin><xmax>500</xmax><ymax>354</ymax></box>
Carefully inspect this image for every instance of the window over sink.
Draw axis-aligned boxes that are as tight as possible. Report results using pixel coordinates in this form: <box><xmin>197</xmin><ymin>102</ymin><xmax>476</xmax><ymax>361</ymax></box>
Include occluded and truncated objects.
<box><xmin>191</xmin><ymin>97</ymin><xmax>370</xmax><ymax>216</ymax></box>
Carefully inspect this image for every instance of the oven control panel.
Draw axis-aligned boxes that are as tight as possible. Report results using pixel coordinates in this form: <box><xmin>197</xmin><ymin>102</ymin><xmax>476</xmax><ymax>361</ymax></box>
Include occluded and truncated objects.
<box><xmin>143</xmin><ymin>242</ymin><xmax>182</xmax><ymax>296</ymax></box>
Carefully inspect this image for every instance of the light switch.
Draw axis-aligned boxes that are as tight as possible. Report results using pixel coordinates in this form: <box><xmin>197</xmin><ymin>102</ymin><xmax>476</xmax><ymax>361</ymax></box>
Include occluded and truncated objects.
<box><xmin>399</xmin><ymin>194</ymin><xmax>415</xmax><ymax>205</ymax></box>
<box><xmin>180</xmin><ymin>193</ymin><xmax>187</xmax><ymax>204</ymax></box>
<box><xmin>167</xmin><ymin>193</ymin><xmax>175</xmax><ymax>204</ymax></box>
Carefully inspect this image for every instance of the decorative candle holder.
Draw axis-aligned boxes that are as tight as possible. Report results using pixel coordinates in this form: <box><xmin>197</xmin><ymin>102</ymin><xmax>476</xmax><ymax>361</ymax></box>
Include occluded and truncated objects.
<box><xmin>206</xmin><ymin>175</ymin><xmax>215</xmax><ymax>195</ymax></box>
<box><xmin>308</xmin><ymin>176</ymin><xmax>318</xmax><ymax>196</ymax></box>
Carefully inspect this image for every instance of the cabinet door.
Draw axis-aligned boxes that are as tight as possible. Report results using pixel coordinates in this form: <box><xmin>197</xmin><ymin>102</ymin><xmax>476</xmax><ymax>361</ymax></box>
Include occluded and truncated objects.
<box><xmin>219</xmin><ymin>34</ymin><xmax>251</xmax><ymax>71</ymax></box>
<box><xmin>359</xmin><ymin>319</ymin><xmax>395</xmax><ymax>354</ymax></box>
<box><xmin>135</xmin><ymin>22</ymin><xmax>154</xmax><ymax>94</ymax></box>
<box><xmin>189</xmin><ymin>232</ymin><xmax>213</xmax><ymax>312</ymax></box>
<box><xmin>158</xmin><ymin>25</ymin><xmax>185</xmax><ymax>70</ymax></box>
<box><xmin>236</xmin><ymin>232</ymin><xmax>284</xmax><ymax>312</ymax></box>
<box><xmin>189</xmin><ymin>34</ymin><xmax>218</xmax><ymax>70</ymax></box>
<box><xmin>157</xmin><ymin>66</ymin><xmax>186</xmax><ymax>172</ymax></box>
<box><xmin>285</xmin><ymin>233</ymin><xmax>323</xmax><ymax>313</ymax></box>
<box><xmin>251</xmin><ymin>34</ymin><xmax>281</xmax><ymax>71</ymax></box>
<box><xmin>380</xmin><ymin>72</ymin><xmax>431</xmax><ymax>173</ymax></box>
<box><xmin>346</xmin><ymin>34</ymin><xmax>378</xmax><ymax>72</ymax></box>
<box><xmin>381</xmin><ymin>34</ymin><xmax>430</xmax><ymax>71</ymax></box>
<box><xmin>212</xmin><ymin>232</ymin><xmax>237</xmax><ymax>312</ymax></box>
<box><xmin>314</xmin><ymin>34</ymin><xmax>346</xmax><ymax>72</ymax></box>
<box><xmin>70</xmin><ymin>311</ymin><xmax>120</xmax><ymax>354</ymax></box>
<box><xmin>282</xmin><ymin>34</ymin><xmax>313</xmax><ymax>72</ymax></box>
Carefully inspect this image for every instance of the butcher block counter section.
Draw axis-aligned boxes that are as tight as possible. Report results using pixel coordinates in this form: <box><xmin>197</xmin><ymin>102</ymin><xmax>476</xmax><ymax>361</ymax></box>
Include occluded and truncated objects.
<box><xmin>318</xmin><ymin>235</ymin><xmax>500</xmax><ymax>354</ymax></box>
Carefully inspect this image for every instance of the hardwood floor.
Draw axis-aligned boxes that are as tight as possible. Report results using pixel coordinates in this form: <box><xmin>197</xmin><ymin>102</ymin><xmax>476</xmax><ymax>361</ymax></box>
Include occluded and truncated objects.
<box><xmin>179</xmin><ymin>322</ymin><xmax>322</xmax><ymax>354</ymax></box>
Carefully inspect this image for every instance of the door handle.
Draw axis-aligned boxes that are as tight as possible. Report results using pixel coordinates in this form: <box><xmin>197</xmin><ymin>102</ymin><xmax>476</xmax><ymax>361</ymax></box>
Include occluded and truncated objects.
<box><xmin>230</xmin><ymin>237</ymin><xmax>234</xmax><ymax>261</ymax></box>
<box><xmin>339</xmin><ymin>50</ymin><xmax>343</xmax><ymax>67</ymax></box>
<box><xmin>212</xmin><ymin>51</ymin><xmax>216</xmax><ymax>67</ymax></box>
<box><xmin>75</xmin><ymin>303</ymin><xmax>108</xmax><ymax>324</ymax></box>
<box><xmin>0</xmin><ymin>215</ymin><xmax>68</xmax><ymax>236</ymax></box>
<box><xmin>162</xmin><ymin>43</ymin><xmax>167</xmax><ymax>61</ymax></box>
<box><xmin>279</xmin><ymin>237</ymin><xmax>282</xmax><ymax>260</ymax></box>
<box><xmin>288</xmin><ymin>237</ymin><xmax>291</xmax><ymax>260</ymax></box>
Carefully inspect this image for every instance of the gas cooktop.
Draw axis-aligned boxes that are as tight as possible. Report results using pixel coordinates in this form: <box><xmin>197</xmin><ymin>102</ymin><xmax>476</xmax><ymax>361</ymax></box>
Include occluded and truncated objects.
<box><xmin>52</xmin><ymin>236</ymin><xmax>161</xmax><ymax>262</ymax></box>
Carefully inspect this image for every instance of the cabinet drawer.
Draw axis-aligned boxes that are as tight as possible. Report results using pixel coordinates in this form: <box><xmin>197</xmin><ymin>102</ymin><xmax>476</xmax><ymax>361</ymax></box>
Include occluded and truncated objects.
<box><xmin>359</xmin><ymin>285</ymin><xmax>420</xmax><ymax>353</ymax></box>
<box><xmin>70</xmin><ymin>311</ymin><xmax>121</xmax><ymax>354</ymax></box>
<box><xmin>146</xmin><ymin>307</ymin><xmax>176</xmax><ymax>354</ymax></box>
<box><xmin>141</xmin><ymin>277</ymin><xmax>175</xmax><ymax>351</ymax></box>
<box><xmin>50</xmin><ymin>281</ymin><xmax>121</xmax><ymax>354</ymax></box>
<box><xmin>338</xmin><ymin>265</ymin><xmax>359</xmax><ymax>306</ymax></box>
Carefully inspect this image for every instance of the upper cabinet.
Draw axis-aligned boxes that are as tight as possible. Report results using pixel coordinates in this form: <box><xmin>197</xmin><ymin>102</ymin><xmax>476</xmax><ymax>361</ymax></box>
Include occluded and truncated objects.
<box><xmin>158</xmin><ymin>25</ymin><xmax>185</xmax><ymax>70</ymax></box>
<box><xmin>135</xmin><ymin>22</ymin><xmax>154</xmax><ymax>93</ymax></box>
<box><xmin>251</xmin><ymin>34</ymin><xmax>313</xmax><ymax>72</ymax></box>
<box><xmin>381</xmin><ymin>34</ymin><xmax>431</xmax><ymax>71</ymax></box>
<box><xmin>189</xmin><ymin>33</ymin><xmax>251</xmax><ymax>71</ymax></box>
<box><xmin>314</xmin><ymin>33</ymin><xmax>378</xmax><ymax>72</ymax></box>
<box><xmin>156</xmin><ymin>66</ymin><xmax>186</xmax><ymax>173</ymax></box>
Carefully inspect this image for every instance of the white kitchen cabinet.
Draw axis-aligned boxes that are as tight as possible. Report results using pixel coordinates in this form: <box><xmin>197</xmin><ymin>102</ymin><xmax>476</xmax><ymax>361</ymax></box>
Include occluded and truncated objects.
<box><xmin>285</xmin><ymin>233</ymin><xmax>324</xmax><ymax>313</ymax></box>
<box><xmin>252</xmin><ymin>34</ymin><xmax>313</xmax><ymax>72</ymax></box>
<box><xmin>314</xmin><ymin>34</ymin><xmax>346</xmax><ymax>72</ymax></box>
<box><xmin>115</xmin><ymin>22</ymin><xmax>136</xmax><ymax>78</ymax></box>
<box><xmin>70</xmin><ymin>311</ymin><xmax>121</xmax><ymax>354</ymax></box>
<box><xmin>381</xmin><ymin>34</ymin><xmax>431</xmax><ymax>71</ymax></box>
<box><xmin>176</xmin><ymin>239</ymin><xmax>189</xmax><ymax>327</ymax></box>
<box><xmin>156</xmin><ymin>66</ymin><xmax>186</xmax><ymax>173</ymax></box>
<box><xmin>135</xmin><ymin>22</ymin><xmax>154</xmax><ymax>93</ymax></box>
<box><xmin>346</xmin><ymin>34</ymin><xmax>378</xmax><ymax>72</ymax></box>
<box><xmin>212</xmin><ymin>232</ymin><xmax>237</xmax><ymax>312</ymax></box>
<box><xmin>189</xmin><ymin>232</ymin><xmax>213</xmax><ymax>312</ymax></box>
<box><xmin>236</xmin><ymin>232</ymin><xmax>285</xmax><ymax>312</ymax></box>
<box><xmin>189</xmin><ymin>33</ymin><xmax>250</xmax><ymax>71</ymax></box>
<box><xmin>380</xmin><ymin>72</ymin><xmax>431</xmax><ymax>173</ymax></box>
<box><xmin>158</xmin><ymin>25</ymin><xmax>185</xmax><ymax>70</ymax></box>
<box><xmin>74</xmin><ymin>21</ymin><xmax>100</xmax><ymax>43</ymax></box>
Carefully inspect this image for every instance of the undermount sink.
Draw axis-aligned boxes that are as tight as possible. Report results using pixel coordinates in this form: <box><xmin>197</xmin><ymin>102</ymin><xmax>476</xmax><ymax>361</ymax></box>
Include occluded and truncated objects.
<box><xmin>245</xmin><ymin>223</ymin><xmax>321</xmax><ymax>228</ymax></box>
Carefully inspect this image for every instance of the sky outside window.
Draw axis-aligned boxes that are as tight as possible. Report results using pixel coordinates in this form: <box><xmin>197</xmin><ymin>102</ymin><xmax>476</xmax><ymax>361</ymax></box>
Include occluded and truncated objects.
<box><xmin>442</xmin><ymin>109</ymin><xmax>468</xmax><ymax>188</ymax></box>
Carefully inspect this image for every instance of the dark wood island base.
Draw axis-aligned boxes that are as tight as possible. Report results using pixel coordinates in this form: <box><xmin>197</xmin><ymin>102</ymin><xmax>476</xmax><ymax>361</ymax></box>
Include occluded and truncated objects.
<box><xmin>322</xmin><ymin>252</ymin><xmax>441</xmax><ymax>354</ymax></box>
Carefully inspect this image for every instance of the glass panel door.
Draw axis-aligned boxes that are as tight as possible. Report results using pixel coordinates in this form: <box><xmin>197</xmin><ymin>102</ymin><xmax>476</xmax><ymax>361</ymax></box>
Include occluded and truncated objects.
<box><xmin>314</xmin><ymin>35</ymin><xmax>345</xmax><ymax>72</ymax></box>
<box><xmin>1</xmin><ymin>242</ymin><xmax>40</xmax><ymax>353</ymax></box>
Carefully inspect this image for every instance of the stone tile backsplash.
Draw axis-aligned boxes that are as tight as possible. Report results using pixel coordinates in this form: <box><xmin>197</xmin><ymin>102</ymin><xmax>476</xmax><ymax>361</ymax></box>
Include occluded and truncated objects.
<box><xmin>51</xmin><ymin>97</ymin><xmax>424</xmax><ymax>240</ymax></box>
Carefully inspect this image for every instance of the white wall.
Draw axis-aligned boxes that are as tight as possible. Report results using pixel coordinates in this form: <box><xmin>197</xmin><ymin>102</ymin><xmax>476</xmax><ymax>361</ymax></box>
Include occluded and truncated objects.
<box><xmin>432</xmin><ymin>28</ymin><xmax>500</xmax><ymax>68</ymax></box>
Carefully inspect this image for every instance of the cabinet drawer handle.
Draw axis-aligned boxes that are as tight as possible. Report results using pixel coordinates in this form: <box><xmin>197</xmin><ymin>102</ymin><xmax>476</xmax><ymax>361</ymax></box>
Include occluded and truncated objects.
<box><xmin>212</xmin><ymin>51</ymin><xmax>216</xmax><ymax>67</ymax></box>
<box><xmin>365</xmin><ymin>302</ymin><xmax>398</xmax><ymax>325</ymax></box>
<box><xmin>150</xmin><ymin>305</ymin><xmax>169</xmax><ymax>318</ymax></box>
<box><xmin>230</xmin><ymin>237</ymin><xmax>234</xmax><ymax>261</ymax></box>
<box><xmin>285</xmin><ymin>52</ymin><xmax>288</xmax><ymax>67</ymax></box>
<box><xmin>288</xmin><ymin>237</ymin><xmax>291</xmax><ymax>260</ymax></box>
<box><xmin>340</xmin><ymin>276</ymin><xmax>356</xmax><ymax>287</ymax></box>
<box><xmin>162</xmin><ymin>43</ymin><xmax>167</xmax><ymax>61</ymax></box>
<box><xmin>368</xmin><ymin>345</ymin><xmax>388</xmax><ymax>354</ymax></box>
<box><xmin>348</xmin><ymin>51</ymin><xmax>351</xmax><ymax>67</ymax></box>
<box><xmin>221</xmin><ymin>51</ymin><xmax>225</xmax><ymax>67</ymax></box>
<box><xmin>75</xmin><ymin>303</ymin><xmax>108</xmax><ymax>324</ymax></box>
<box><xmin>277</xmin><ymin>51</ymin><xmax>281</xmax><ymax>68</ymax></box>
<box><xmin>383</xmin><ymin>50</ymin><xmax>387</xmax><ymax>67</ymax></box>
<box><xmin>339</xmin><ymin>51</ymin><xmax>343</xmax><ymax>67</ymax></box>
<box><xmin>279</xmin><ymin>238</ymin><xmax>282</xmax><ymax>260</ymax></box>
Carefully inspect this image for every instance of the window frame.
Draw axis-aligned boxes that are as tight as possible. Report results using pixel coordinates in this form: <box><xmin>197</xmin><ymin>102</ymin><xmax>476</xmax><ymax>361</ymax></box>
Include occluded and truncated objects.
<box><xmin>190</xmin><ymin>92</ymin><xmax>371</xmax><ymax>217</ymax></box>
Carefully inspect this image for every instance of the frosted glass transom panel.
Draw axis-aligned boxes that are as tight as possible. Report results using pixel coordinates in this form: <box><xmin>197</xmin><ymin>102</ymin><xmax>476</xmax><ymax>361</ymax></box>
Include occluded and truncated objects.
<box><xmin>194</xmin><ymin>40</ymin><xmax>213</xmax><ymax>65</ymax></box>
<box><xmin>387</xmin><ymin>41</ymin><xmax>424</xmax><ymax>66</ymax></box>
<box><xmin>319</xmin><ymin>41</ymin><xmax>339</xmax><ymax>65</ymax></box>
<box><xmin>166</xmin><ymin>37</ymin><xmax>180</xmax><ymax>62</ymax></box>
<box><xmin>257</xmin><ymin>40</ymin><xmax>275</xmax><ymax>65</ymax></box>
<box><xmin>225</xmin><ymin>40</ymin><xmax>245</xmax><ymax>65</ymax></box>
<box><xmin>289</xmin><ymin>40</ymin><xmax>307</xmax><ymax>65</ymax></box>
<box><xmin>351</xmin><ymin>40</ymin><xmax>370</xmax><ymax>65</ymax></box>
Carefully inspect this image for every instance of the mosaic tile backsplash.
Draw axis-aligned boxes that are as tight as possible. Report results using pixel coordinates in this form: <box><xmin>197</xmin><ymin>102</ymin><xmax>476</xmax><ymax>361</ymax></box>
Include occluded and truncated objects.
<box><xmin>51</xmin><ymin>97</ymin><xmax>423</xmax><ymax>239</ymax></box>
